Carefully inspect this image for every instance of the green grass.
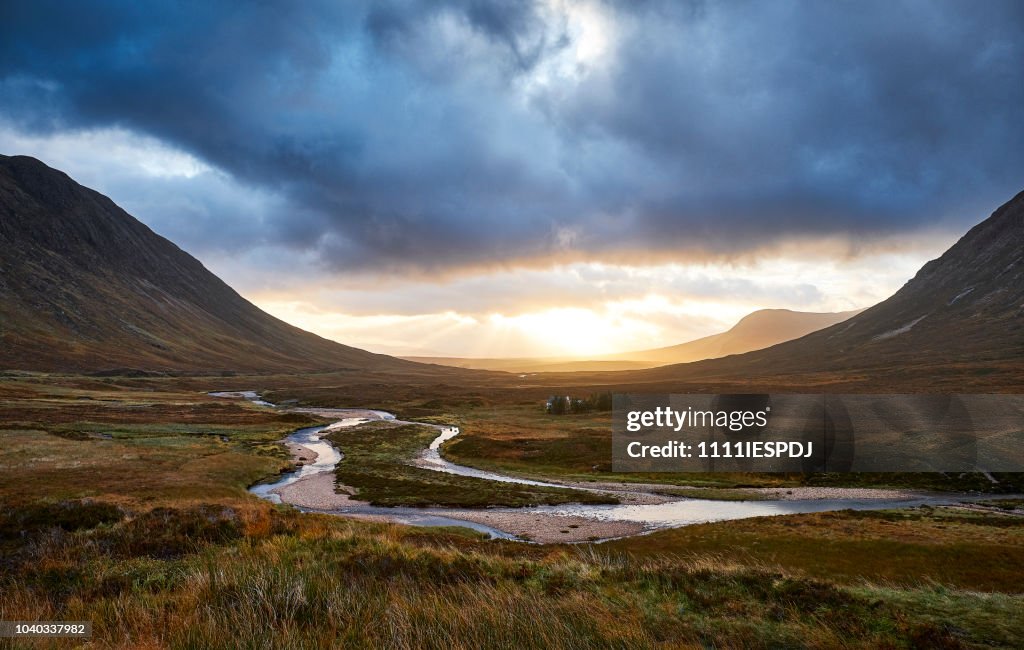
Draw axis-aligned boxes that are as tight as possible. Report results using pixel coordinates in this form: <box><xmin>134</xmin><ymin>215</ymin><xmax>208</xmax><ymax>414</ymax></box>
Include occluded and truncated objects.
<box><xmin>328</xmin><ymin>421</ymin><xmax>614</xmax><ymax>507</ymax></box>
<box><xmin>852</xmin><ymin>586</ymin><xmax>1024</xmax><ymax>649</ymax></box>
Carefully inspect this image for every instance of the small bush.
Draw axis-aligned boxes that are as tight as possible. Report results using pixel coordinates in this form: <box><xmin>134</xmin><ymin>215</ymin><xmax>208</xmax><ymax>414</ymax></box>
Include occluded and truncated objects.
<box><xmin>0</xmin><ymin>500</ymin><xmax>124</xmax><ymax>540</ymax></box>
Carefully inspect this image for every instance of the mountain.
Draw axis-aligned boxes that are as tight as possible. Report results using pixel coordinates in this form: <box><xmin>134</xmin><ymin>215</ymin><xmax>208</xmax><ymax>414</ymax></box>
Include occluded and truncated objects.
<box><xmin>5</xmin><ymin>153</ymin><xmax>1020</xmax><ymax>385</ymax></box>
<box><xmin>635</xmin><ymin>188</ymin><xmax>1024</xmax><ymax>387</ymax></box>
<box><xmin>0</xmin><ymin>154</ymin><xmax>419</xmax><ymax>373</ymax></box>
<box><xmin>607</xmin><ymin>309</ymin><xmax>861</xmax><ymax>366</ymax></box>
<box><xmin>404</xmin><ymin>309</ymin><xmax>860</xmax><ymax>373</ymax></box>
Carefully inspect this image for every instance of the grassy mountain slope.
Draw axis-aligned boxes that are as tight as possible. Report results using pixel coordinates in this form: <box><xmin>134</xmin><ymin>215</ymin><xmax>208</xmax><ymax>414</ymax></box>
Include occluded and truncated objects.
<box><xmin>608</xmin><ymin>308</ymin><xmax>861</xmax><ymax>366</ymax></box>
<box><xmin>0</xmin><ymin>155</ymin><xmax>419</xmax><ymax>374</ymax></box>
<box><xmin>633</xmin><ymin>188</ymin><xmax>1024</xmax><ymax>387</ymax></box>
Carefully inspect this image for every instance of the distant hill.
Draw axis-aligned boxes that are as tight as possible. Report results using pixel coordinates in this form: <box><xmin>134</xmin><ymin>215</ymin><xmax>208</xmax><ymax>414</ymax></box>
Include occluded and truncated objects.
<box><xmin>633</xmin><ymin>188</ymin><xmax>1024</xmax><ymax>388</ymax></box>
<box><xmin>607</xmin><ymin>309</ymin><xmax>862</xmax><ymax>366</ymax></box>
<box><xmin>405</xmin><ymin>309</ymin><xmax>860</xmax><ymax>373</ymax></box>
<box><xmin>0</xmin><ymin>155</ymin><xmax>421</xmax><ymax>373</ymax></box>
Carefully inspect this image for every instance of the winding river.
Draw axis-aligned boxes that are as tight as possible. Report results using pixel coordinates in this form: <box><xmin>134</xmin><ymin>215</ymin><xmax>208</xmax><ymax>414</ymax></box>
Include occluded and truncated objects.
<box><xmin>215</xmin><ymin>391</ymin><xmax>973</xmax><ymax>542</ymax></box>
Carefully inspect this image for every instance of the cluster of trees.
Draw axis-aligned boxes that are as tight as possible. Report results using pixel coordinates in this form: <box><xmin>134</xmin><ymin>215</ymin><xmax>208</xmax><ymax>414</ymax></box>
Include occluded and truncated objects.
<box><xmin>546</xmin><ymin>392</ymin><xmax>613</xmax><ymax>415</ymax></box>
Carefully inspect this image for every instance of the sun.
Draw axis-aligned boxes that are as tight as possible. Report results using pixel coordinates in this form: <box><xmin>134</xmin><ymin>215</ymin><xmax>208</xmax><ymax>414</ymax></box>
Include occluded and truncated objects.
<box><xmin>490</xmin><ymin>307</ymin><xmax>650</xmax><ymax>357</ymax></box>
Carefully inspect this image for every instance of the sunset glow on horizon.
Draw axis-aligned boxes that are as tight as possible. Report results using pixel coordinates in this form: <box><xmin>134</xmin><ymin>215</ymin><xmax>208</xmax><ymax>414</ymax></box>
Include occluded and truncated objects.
<box><xmin>247</xmin><ymin>251</ymin><xmax>936</xmax><ymax>358</ymax></box>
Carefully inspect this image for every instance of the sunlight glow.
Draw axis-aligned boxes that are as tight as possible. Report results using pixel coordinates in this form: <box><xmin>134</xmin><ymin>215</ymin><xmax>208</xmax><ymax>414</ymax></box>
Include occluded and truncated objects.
<box><xmin>249</xmin><ymin>249</ymin><xmax>940</xmax><ymax>359</ymax></box>
<box><xmin>489</xmin><ymin>307</ymin><xmax>656</xmax><ymax>357</ymax></box>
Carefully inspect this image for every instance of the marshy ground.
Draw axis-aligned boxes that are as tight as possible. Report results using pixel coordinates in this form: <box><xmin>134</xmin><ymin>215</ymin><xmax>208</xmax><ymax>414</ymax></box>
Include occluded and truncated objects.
<box><xmin>2</xmin><ymin>373</ymin><xmax>1023</xmax><ymax>648</ymax></box>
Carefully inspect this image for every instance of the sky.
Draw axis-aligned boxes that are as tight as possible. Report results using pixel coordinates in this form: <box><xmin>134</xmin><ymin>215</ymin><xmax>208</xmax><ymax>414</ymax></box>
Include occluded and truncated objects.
<box><xmin>1</xmin><ymin>0</ymin><xmax>1022</xmax><ymax>357</ymax></box>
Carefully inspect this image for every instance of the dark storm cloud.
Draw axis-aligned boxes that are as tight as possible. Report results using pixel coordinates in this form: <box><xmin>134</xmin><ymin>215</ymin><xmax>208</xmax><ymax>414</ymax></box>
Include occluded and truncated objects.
<box><xmin>1</xmin><ymin>0</ymin><xmax>1022</xmax><ymax>272</ymax></box>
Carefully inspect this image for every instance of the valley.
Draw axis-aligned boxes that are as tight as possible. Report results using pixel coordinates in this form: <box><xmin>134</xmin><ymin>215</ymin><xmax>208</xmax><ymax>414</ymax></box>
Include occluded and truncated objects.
<box><xmin>1</xmin><ymin>158</ymin><xmax>1022</xmax><ymax>647</ymax></box>
<box><xmin>233</xmin><ymin>391</ymin><xmax>974</xmax><ymax>543</ymax></box>
<box><xmin>3</xmin><ymin>373</ymin><xmax>1024</xmax><ymax>647</ymax></box>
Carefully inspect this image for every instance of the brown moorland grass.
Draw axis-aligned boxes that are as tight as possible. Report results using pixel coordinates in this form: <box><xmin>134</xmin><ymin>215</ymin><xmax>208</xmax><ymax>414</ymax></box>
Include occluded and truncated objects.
<box><xmin>604</xmin><ymin>507</ymin><xmax>1024</xmax><ymax>592</ymax></box>
<box><xmin>1</xmin><ymin>375</ymin><xmax>1022</xmax><ymax>648</ymax></box>
<box><xmin>3</xmin><ymin>501</ymin><xmax>1016</xmax><ymax>649</ymax></box>
<box><xmin>0</xmin><ymin>380</ymin><xmax>323</xmax><ymax>505</ymax></box>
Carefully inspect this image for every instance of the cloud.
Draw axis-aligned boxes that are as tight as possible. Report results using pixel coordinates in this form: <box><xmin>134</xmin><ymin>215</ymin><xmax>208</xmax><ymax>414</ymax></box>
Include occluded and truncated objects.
<box><xmin>241</xmin><ymin>247</ymin><xmax>926</xmax><ymax>321</ymax></box>
<box><xmin>0</xmin><ymin>124</ymin><xmax>286</xmax><ymax>255</ymax></box>
<box><xmin>1</xmin><ymin>0</ymin><xmax>1022</xmax><ymax>275</ymax></box>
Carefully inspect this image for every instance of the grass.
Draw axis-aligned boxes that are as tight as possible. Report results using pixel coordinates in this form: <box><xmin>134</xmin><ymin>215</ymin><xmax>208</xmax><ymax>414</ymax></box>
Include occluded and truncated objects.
<box><xmin>0</xmin><ymin>380</ymin><xmax>322</xmax><ymax>504</ymax></box>
<box><xmin>438</xmin><ymin>403</ymin><xmax>1024</xmax><ymax>493</ymax></box>
<box><xmin>1</xmin><ymin>374</ymin><xmax>1022</xmax><ymax>648</ymax></box>
<box><xmin>328</xmin><ymin>421</ymin><xmax>614</xmax><ymax>507</ymax></box>
<box><xmin>1</xmin><ymin>500</ymin><xmax>1009</xmax><ymax>649</ymax></box>
<box><xmin>852</xmin><ymin>586</ymin><xmax>1024</xmax><ymax>649</ymax></box>
<box><xmin>603</xmin><ymin>506</ymin><xmax>1024</xmax><ymax>592</ymax></box>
